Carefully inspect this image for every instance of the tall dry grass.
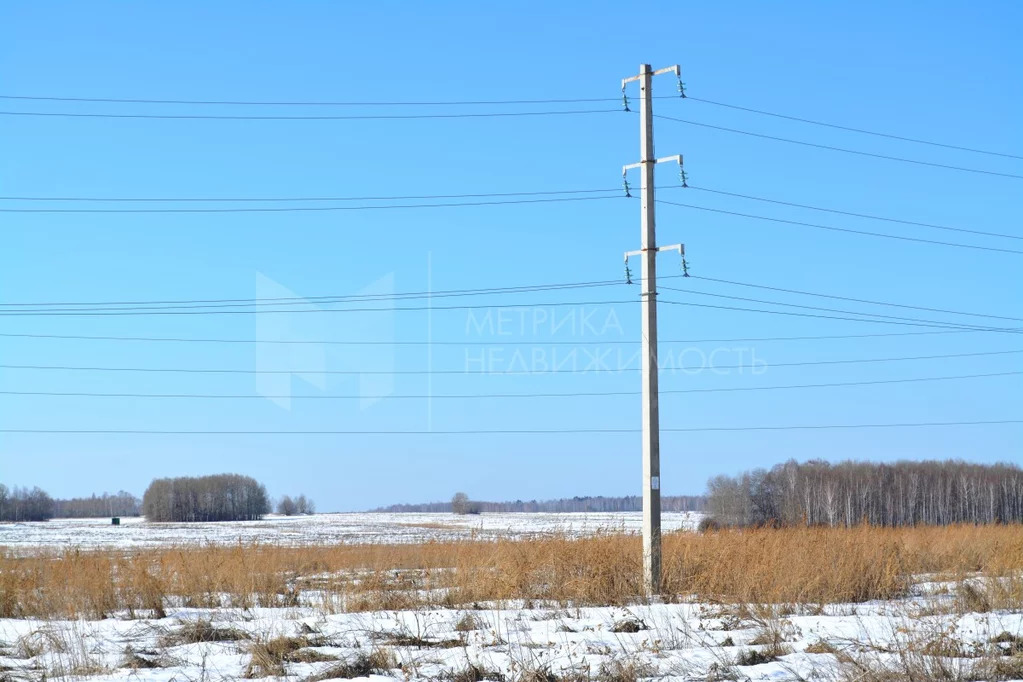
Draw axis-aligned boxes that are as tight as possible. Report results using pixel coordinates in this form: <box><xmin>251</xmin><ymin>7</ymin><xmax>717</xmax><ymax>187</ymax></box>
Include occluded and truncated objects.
<box><xmin>1</xmin><ymin>524</ymin><xmax>1021</xmax><ymax>619</ymax></box>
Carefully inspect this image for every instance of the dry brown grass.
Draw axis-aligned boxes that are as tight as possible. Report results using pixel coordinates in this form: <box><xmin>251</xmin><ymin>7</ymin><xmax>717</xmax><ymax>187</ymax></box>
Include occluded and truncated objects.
<box><xmin>1</xmin><ymin>524</ymin><xmax>1022</xmax><ymax>619</ymax></box>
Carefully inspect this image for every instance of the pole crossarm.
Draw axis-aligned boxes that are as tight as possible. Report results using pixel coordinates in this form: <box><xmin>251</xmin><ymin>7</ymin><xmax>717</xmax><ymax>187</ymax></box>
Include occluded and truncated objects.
<box><xmin>621</xmin><ymin>65</ymin><xmax>680</xmax><ymax>88</ymax></box>
<box><xmin>624</xmin><ymin>243</ymin><xmax>685</xmax><ymax>260</ymax></box>
<box><xmin>623</xmin><ymin>154</ymin><xmax>684</xmax><ymax>174</ymax></box>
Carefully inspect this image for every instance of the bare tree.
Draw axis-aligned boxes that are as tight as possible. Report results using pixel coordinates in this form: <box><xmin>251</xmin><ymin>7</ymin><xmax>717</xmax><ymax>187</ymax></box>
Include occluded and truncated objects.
<box><xmin>451</xmin><ymin>492</ymin><xmax>471</xmax><ymax>515</ymax></box>
<box><xmin>276</xmin><ymin>494</ymin><xmax>314</xmax><ymax>515</ymax></box>
<box><xmin>276</xmin><ymin>495</ymin><xmax>297</xmax><ymax>516</ymax></box>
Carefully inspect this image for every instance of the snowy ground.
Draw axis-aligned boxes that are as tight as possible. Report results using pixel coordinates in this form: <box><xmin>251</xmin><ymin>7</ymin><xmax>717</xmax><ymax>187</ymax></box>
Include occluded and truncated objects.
<box><xmin>3</xmin><ymin>515</ymin><xmax>1021</xmax><ymax>681</ymax></box>
<box><xmin>1</xmin><ymin>592</ymin><xmax>1022</xmax><ymax>681</ymax></box>
<box><xmin>0</xmin><ymin>512</ymin><xmax>703</xmax><ymax>553</ymax></box>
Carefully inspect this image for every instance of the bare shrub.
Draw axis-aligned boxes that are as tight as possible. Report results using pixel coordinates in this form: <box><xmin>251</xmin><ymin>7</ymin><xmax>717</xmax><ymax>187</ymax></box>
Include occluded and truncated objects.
<box><xmin>597</xmin><ymin>657</ymin><xmax>655</xmax><ymax>682</ymax></box>
<box><xmin>734</xmin><ymin>642</ymin><xmax>791</xmax><ymax>666</ymax></box>
<box><xmin>611</xmin><ymin>619</ymin><xmax>646</xmax><ymax>633</ymax></box>
<box><xmin>121</xmin><ymin>646</ymin><xmax>164</xmax><ymax>669</ymax></box>
<box><xmin>804</xmin><ymin>639</ymin><xmax>838</xmax><ymax>654</ymax></box>
<box><xmin>160</xmin><ymin>618</ymin><xmax>250</xmax><ymax>647</ymax></box>
<box><xmin>455</xmin><ymin>612</ymin><xmax>483</xmax><ymax>632</ymax></box>
<box><xmin>305</xmin><ymin>649</ymin><xmax>397</xmax><ymax>681</ymax></box>
<box><xmin>444</xmin><ymin>662</ymin><xmax>507</xmax><ymax>682</ymax></box>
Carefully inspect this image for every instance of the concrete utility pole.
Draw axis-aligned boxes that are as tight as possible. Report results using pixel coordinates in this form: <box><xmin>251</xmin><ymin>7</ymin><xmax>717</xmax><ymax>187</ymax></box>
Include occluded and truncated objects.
<box><xmin>622</xmin><ymin>63</ymin><xmax>685</xmax><ymax>596</ymax></box>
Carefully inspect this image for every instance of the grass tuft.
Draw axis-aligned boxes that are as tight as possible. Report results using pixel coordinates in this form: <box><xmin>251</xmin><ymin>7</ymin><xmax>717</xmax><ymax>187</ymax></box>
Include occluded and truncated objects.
<box><xmin>160</xmin><ymin>618</ymin><xmax>251</xmax><ymax>647</ymax></box>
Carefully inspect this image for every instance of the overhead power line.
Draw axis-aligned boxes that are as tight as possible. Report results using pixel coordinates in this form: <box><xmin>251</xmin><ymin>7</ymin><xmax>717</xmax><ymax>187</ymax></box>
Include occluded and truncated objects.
<box><xmin>0</xmin><ymin>194</ymin><xmax>625</xmax><ymax>214</ymax></box>
<box><xmin>4</xmin><ymin>91</ymin><xmax>1018</xmax><ymax>162</ymax></box>
<box><xmin>658</xmin><ymin>200</ymin><xmax>1023</xmax><ymax>255</ymax></box>
<box><xmin>0</xmin><ymin>297</ymin><xmax>636</xmax><ymax>317</ymax></box>
<box><xmin>3</xmin><ymin>370</ymin><xmax>1018</xmax><ymax>400</ymax></box>
<box><xmin>661</xmin><ymin>285</ymin><xmax>1021</xmax><ymax>329</ymax></box>
<box><xmin>1</xmin><ymin>292</ymin><xmax>1016</xmax><ymax>333</ymax></box>
<box><xmin>1</xmin><ymin>278</ymin><xmax>1017</xmax><ymax>334</ymax></box>
<box><xmin>3</xmin><ymin>420</ymin><xmax>1020</xmax><ymax>435</ymax></box>
<box><xmin>687</xmin><ymin>276</ymin><xmax>1023</xmax><ymax>323</ymax></box>
<box><xmin>0</xmin><ymin>93</ymin><xmax>680</xmax><ymax>106</ymax></box>
<box><xmin>3</xmin><ymin>183</ymin><xmax>1015</xmax><ymax>248</ymax></box>
<box><xmin>687</xmin><ymin>186</ymin><xmax>1023</xmax><ymax>242</ymax></box>
<box><xmin>0</xmin><ymin>328</ymin><xmax>1002</xmax><ymax>346</ymax></box>
<box><xmin>655</xmin><ymin>115</ymin><xmax>1023</xmax><ymax>181</ymax></box>
<box><xmin>660</xmin><ymin>298</ymin><xmax>1021</xmax><ymax>333</ymax></box>
<box><xmin>1</xmin><ymin>349</ymin><xmax>1018</xmax><ymax>375</ymax></box>
<box><xmin>0</xmin><ymin>273</ymin><xmax>1015</xmax><ymax>339</ymax></box>
<box><xmin>0</xmin><ymin>108</ymin><xmax>621</xmax><ymax>121</ymax></box>
<box><xmin>0</xmin><ymin>186</ymin><xmax>636</xmax><ymax>203</ymax></box>
<box><xmin>0</xmin><ymin>278</ymin><xmax>628</xmax><ymax>308</ymax></box>
<box><xmin>0</xmin><ymin>273</ymin><xmax>1016</xmax><ymax>330</ymax></box>
<box><xmin>686</xmin><ymin>97</ymin><xmax>1023</xmax><ymax>161</ymax></box>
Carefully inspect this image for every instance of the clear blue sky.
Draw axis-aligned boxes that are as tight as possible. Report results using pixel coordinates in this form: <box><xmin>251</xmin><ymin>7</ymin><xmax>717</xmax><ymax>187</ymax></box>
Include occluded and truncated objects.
<box><xmin>1</xmin><ymin>2</ymin><xmax>1020</xmax><ymax>511</ymax></box>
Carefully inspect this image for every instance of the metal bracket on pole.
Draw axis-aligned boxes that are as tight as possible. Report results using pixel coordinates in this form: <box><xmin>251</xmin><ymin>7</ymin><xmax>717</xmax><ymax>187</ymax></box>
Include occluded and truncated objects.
<box><xmin>624</xmin><ymin>244</ymin><xmax>684</xmax><ymax>261</ymax></box>
<box><xmin>621</xmin><ymin>65</ymin><xmax>680</xmax><ymax>89</ymax></box>
<box><xmin>622</xmin><ymin>155</ymin><xmax>683</xmax><ymax>177</ymax></box>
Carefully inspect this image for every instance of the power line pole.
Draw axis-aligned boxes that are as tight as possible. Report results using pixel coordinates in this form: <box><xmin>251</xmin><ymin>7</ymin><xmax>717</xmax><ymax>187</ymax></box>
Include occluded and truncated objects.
<box><xmin>622</xmin><ymin>63</ymin><xmax>685</xmax><ymax>596</ymax></box>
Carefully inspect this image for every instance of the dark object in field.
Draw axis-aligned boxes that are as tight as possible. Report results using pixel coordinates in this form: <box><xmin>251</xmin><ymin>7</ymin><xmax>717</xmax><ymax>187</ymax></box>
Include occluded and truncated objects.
<box><xmin>611</xmin><ymin>619</ymin><xmax>647</xmax><ymax>633</ymax></box>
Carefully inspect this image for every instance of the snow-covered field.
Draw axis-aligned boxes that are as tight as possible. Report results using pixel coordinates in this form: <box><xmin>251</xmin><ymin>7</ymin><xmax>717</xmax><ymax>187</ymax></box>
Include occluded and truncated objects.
<box><xmin>0</xmin><ymin>512</ymin><xmax>703</xmax><ymax>552</ymax></box>
<box><xmin>3</xmin><ymin>514</ymin><xmax>1022</xmax><ymax>681</ymax></box>
<box><xmin>1</xmin><ymin>591</ymin><xmax>1021</xmax><ymax>681</ymax></box>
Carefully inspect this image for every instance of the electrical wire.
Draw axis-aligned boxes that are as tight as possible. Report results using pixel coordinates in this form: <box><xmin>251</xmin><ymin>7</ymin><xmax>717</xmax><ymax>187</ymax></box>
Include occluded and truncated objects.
<box><xmin>1</xmin><ymin>349</ymin><xmax>1018</xmax><ymax>375</ymax></box>
<box><xmin>660</xmin><ymin>299</ymin><xmax>1021</xmax><ymax>332</ymax></box>
<box><xmin>687</xmin><ymin>186</ymin><xmax>1023</xmax><ymax>242</ymax></box>
<box><xmin>685</xmin><ymin>97</ymin><xmax>1023</xmax><ymax>161</ymax></box>
<box><xmin>657</xmin><ymin>200</ymin><xmax>1023</xmax><ymax>254</ymax></box>
<box><xmin>0</xmin><ymin>294</ymin><xmax>1016</xmax><ymax>334</ymax></box>
<box><xmin>0</xmin><ymin>108</ymin><xmax>621</xmax><ymax>121</ymax></box>
<box><xmin>0</xmin><ymin>298</ymin><xmax>636</xmax><ymax>317</ymax></box>
<box><xmin>686</xmin><ymin>276</ymin><xmax>1023</xmax><ymax>323</ymax></box>
<box><xmin>0</xmin><ymin>186</ymin><xmax>631</xmax><ymax>203</ymax></box>
<box><xmin>0</xmin><ymin>194</ymin><xmax>625</xmax><ymax>214</ymax></box>
<box><xmin>0</xmin><ymin>275</ymin><xmax>1018</xmax><ymax>332</ymax></box>
<box><xmin>660</xmin><ymin>286</ymin><xmax>1017</xmax><ymax>330</ymax></box>
<box><xmin>0</xmin><ymin>328</ymin><xmax>1005</xmax><ymax>346</ymax></box>
<box><xmin>0</xmin><ymin>278</ymin><xmax>629</xmax><ymax>308</ymax></box>
<box><xmin>3</xmin><ymin>184</ymin><xmax>1016</xmax><ymax>249</ymax></box>
<box><xmin>2</xmin><ymin>370</ymin><xmax>1017</xmax><ymax>400</ymax></box>
<box><xmin>4</xmin><ymin>91</ymin><xmax>1017</xmax><ymax>162</ymax></box>
<box><xmin>0</xmin><ymin>94</ymin><xmax>678</xmax><ymax>106</ymax></box>
<box><xmin>3</xmin><ymin>420</ymin><xmax>1020</xmax><ymax>435</ymax></box>
<box><xmin>655</xmin><ymin>115</ymin><xmax>1023</xmax><ymax>181</ymax></box>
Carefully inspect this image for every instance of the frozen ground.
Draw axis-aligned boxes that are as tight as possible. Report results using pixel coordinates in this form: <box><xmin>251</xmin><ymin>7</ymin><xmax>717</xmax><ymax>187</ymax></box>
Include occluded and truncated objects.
<box><xmin>0</xmin><ymin>512</ymin><xmax>703</xmax><ymax>552</ymax></box>
<box><xmin>1</xmin><ymin>594</ymin><xmax>1021</xmax><ymax>681</ymax></box>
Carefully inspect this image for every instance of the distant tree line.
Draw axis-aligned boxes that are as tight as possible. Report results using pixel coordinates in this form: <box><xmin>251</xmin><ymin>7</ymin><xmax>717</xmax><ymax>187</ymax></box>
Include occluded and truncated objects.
<box><xmin>374</xmin><ymin>494</ymin><xmax>708</xmax><ymax>514</ymax></box>
<box><xmin>53</xmin><ymin>491</ymin><xmax>141</xmax><ymax>518</ymax></box>
<box><xmin>276</xmin><ymin>494</ymin><xmax>315</xmax><ymax>516</ymax></box>
<box><xmin>142</xmin><ymin>474</ymin><xmax>270</xmax><ymax>522</ymax></box>
<box><xmin>706</xmin><ymin>459</ymin><xmax>1023</xmax><ymax>528</ymax></box>
<box><xmin>0</xmin><ymin>485</ymin><xmax>55</xmax><ymax>521</ymax></box>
